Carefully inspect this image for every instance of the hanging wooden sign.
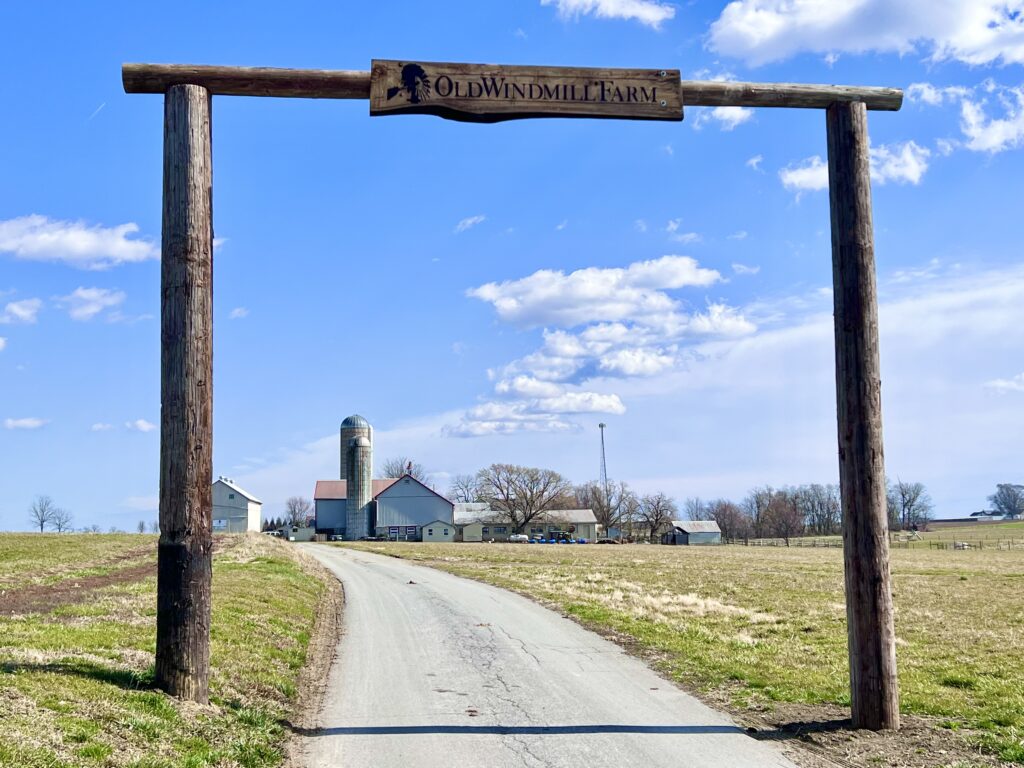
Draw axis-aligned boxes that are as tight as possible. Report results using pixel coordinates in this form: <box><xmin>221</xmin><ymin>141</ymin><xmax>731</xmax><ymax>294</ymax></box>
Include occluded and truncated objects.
<box><xmin>369</xmin><ymin>60</ymin><xmax>683</xmax><ymax>123</ymax></box>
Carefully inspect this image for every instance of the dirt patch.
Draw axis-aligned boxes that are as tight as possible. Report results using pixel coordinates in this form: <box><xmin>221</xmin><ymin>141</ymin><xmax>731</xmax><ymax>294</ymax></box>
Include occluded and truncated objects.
<box><xmin>282</xmin><ymin>546</ymin><xmax>344</xmax><ymax>768</ymax></box>
<box><xmin>0</xmin><ymin>563</ymin><xmax>155</xmax><ymax>616</ymax></box>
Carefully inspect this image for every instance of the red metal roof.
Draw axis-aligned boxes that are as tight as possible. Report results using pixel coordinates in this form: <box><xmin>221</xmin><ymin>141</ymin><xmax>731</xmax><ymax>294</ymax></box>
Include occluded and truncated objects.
<box><xmin>314</xmin><ymin>478</ymin><xmax>401</xmax><ymax>500</ymax></box>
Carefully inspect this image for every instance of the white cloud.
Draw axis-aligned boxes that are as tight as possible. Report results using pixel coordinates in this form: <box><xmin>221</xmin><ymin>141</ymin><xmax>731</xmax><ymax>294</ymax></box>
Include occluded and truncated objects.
<box><xmin>229</xmin><ymin>307</ymin><xmax>249</xmax><ymax>319</ymax></box>
<box><xmin>0</xmin><ymin>215</ymin><xmax>158</xmax><ymax>270</ymax></box>
<box><xmin>907</xmin><ymin>82</ymin><xmax>971</xmax><ymax>106</ymax></box>
<box><xmin>0</xmin><ymin>337</ymin><xmax>6</xmax><ymax>352</ymax></box>
<box><xmin>91</xmin><ymin>423</ymin><xmax>114</xmax><ymax>431</ymax></box>
<box><xmin>634</xmin><ymin>219</ymin><xmax>648</xmax><ymax>233</ymax></box>
<box><xmin>495</xmin><ymin>375</ymin><xmax>564</xmax><ymax>398</ymax></box>
<box><xmin>56</xmin><ymin>287</ymin><xmax>126</xmax><ymax>321</ymax></box>
<box><xmin>536</xmin><ymin>391</ymin><xmax>626</xmax><ymax>414</ymax></box>
<box><xmin>454</xmin><ymin>215</ymin><xmax>486</xmax><ymax>234</ymax></box>
<box><xmin>556</xmin><ymin>219</ymin><xmax>569</xmax><ymax>231</ymax></box>
<box><xmin>468</xmin><ymin>255</ymin><xmax>721</xmax><ymax>328</ymax></box>
<box><xmin>541</xmin><ymin>0</ymin><xmax>675</xmax><ymax>28</ymax></box>
<box><xmin>692</xmin><ymin>105</ymin><xmax>755</xmax><ymax>131</ymax></box>
<box><xmin>598</xmin><ymin>347</ymin><xmax>676</xmax><ymax>376</ymax></box>
<box><xmin>871</xmin><ymin>141</ymin><xmax>931</xmax><ymax>185</ymax></box>
<box><xmin>746</xmin><ymin>154</ymin><xmax>764</xmax><ymax>172</ymax></box>
<box><xmin>728</xmin><ymin>231</ymin><xmax>749</xmax><ymax>241</ymax></box>
<box><xmin>665</xmin><ymin>219</ymin><xmax>701</xmax><ymax>243</ymax></box>
<box><xmin>960</xmin><ymin>86</ymin><xmax>1024</xmax><ymax>153</ymax></box>
<box><xmin>689</xmin><ymin>303</ymin><xmax>758</xmax><ymax>336</ymax></box>
<box><xmin>985</xmin><ymin>372</ymin><xmax>1024</xmax><ymax>394</ymax></box>
<box><xmin>732</xmin><ymin>263</ymin><xmax>760</xmax><ymax>275</ymax></box>
<box><xmin>0</xmin><ymin>298</ymin><xmax>42</xmax><ymax>324</ymax></box>
<box><xmin>4</xmin><ymin>417</ymin><xmax>46</xmax><ymax>430</ymax></box>
<box><xmin>779</xmin><ymin>155</ymin><xmax>829</xmax><ymax>193</ymax></box>
<box><xmin>708</xmin><ymin>0</ymin><xmax>1024</xmax><ymax>67</ymax></box>
<box><xmin>780</xmin><ymin>142</ymin><xmax>931</xmax><ymax>193</ymax></box>
<box><xmin>126</xmin><ymin>418</ymin><xmax>156</xmax><ymax>432</ymax></box>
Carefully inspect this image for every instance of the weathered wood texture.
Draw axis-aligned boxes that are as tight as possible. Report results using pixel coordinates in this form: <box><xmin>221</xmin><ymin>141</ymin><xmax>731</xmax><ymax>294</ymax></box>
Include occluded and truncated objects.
<box><xmin>122</xmin><ymin>64</ymin><xmax>902</xmax><ymax>111</ymax></box>
<box><xmin>370</xmin><ymin>60</ymin><xmax>682</xmax><ymax>122</ymax></box>
<box><xmin>826</xmin><ymin>101</ymin><xmax>900</xmax><ymax>731</ymax></box>
<box><xmin>157</xmin><ymin>84</ymin><xmax>214</xmax><ymax>703</ymax></box>
<box><xmin>682</xmin><ymin>80</ymin><xmax>902</xmax><ymax>111</ymax></box>
<box><xmin>123</xmin><ymin>63</ymin><xmax>370</xmax><ymax>99</ymax></box>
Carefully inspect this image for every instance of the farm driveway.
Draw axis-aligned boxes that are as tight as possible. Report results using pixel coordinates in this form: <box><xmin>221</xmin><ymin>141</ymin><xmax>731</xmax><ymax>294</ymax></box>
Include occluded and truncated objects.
<box><xmin>297</xmin><ymin>545</ymin><xmax>799</xmax><ymax>768</ymax></box>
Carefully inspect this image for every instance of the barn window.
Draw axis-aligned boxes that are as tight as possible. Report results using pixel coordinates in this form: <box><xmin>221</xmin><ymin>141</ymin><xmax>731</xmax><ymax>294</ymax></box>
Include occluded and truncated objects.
<box><xmin>482</xmin><ymin>527</ymin><xmax>489</xmax><ymax>534</ymax></box>
<box><xmin>444</xmin><ymin>529</ymin><xmax>449</xmax><ymax>535</ymax></box>
<box><xmin>228</xmin><ymin>493</ymin><xmax>235</xmax><ymax>499</ymax></box>
<box><xmin>428</xmin><ymin>529</ymin><xmax>433</xmax><ymax>535</ymax></box>
<box><xmin>494</xmin><ymin>526</ymin><xmax>507</xmax><ymax>534</ymax></box>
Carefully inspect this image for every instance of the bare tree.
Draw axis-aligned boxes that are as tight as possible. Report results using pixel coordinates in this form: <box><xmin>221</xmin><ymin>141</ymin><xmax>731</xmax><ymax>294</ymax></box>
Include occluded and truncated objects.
<box><xmin>29</xmin><ymin>495</ymin><xmax>57</xmax><ymax>533</ymax></box>
<box><xmin>762</xmin><ymin>490</ymin><xmax>805</xmax><ymax>545</ymax></box>
<box><xmin>893</xmin><ymin>480</ymin><xmax>934</xmax><ymax>530</ymax></box>
<box><xmin>989</xmin><ymin>483</ymin><xmax>1024</xmax><ymax>518</ymax></box>
<box><xmin>137</xmin><ymin>520</ymin><xmax>146</xmax><ymax>534</ymax></box>
<box><xmin>148</xmin><ymin>520</ymin><xmax>159</xmax><ymax>533</ymax></box>
<box><xmin>742</xmin><ymin>486</ymin><xmax>774</xmax><ymax>538</ymax></box>
<box><xmin>707</xmin><ymin>499</ymin><xmax>752</xmax><ymax>541</ymax></box>
<box><xmin>635</xmin><ymin>493</ymin><xmax>678</xmax><ymax>543</ymax></box>
<box><xmin>382</xmin><ymin>456</ymin><xmax>427</xmax><ymax>481</ymax></box>
<box><xmin>52</xmin><ymin>507</ymin><xmax>74</xmax><ymax>533</ymax></box>
<box><xmin>284</xmin><ymin>496</ymin><xmax>312</xmax><ymax>527</ymax></box>
<box><xmin>683</xmin><ymin>497</ymin><xmax>710</xmax><ymax>521</ymax></box>
<box><xmin>84</xmin><ymin>524</ymin><xmax>102</xmax><ymax>534</ymax></box>
<box><xmin>575</xmin><ymin>480</ymin><xmax>635</xmax><ymax>534</ymax></box>
<box><xmin>447</xmin><ymin>474</ymin><xmax>481</xmax><ymax>503</ymax></box>
<box><xmin>475</xmin><ymin>464</ymin><xmax>572</xmax><ymax>533</ymax></box>
<box><xmin>796</xmin><ymin>483</ymin><xmax>842</xmax><ymax>535</ymax></box>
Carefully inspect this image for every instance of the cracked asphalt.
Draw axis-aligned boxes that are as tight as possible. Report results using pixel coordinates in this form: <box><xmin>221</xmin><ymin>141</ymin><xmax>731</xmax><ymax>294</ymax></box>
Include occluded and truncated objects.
<box><xmin>298</xmin><ymin>545</ymin><xmax>798</xmax><ymax>768</ymax></box>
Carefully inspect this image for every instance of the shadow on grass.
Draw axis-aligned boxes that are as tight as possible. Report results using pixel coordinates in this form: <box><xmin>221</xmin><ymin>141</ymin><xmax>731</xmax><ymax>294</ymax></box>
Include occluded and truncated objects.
<box><xmin>749</xmin><ymin>718</ymin><xmax>853</xmax><ymax>741</ymax></box>
<box><xmin>1</xmin><ymin>659</ymin><xmax>156</xmax><ymax>690</ymax></box>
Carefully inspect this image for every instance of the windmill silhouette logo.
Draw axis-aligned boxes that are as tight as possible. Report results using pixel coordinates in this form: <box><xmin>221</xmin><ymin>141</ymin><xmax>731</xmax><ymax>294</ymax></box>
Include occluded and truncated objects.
<box><xmin>386</xmin><ymin>64</ymin><xmax>432</xmax><ymax>105</ymax></box>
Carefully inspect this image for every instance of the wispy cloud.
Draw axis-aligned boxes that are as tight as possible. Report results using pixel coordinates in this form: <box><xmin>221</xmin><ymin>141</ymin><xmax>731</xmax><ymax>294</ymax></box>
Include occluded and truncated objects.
<box><xmin>0</xmin><ymin>215</ymin><xmax>157</xmax><ymax>270</ymax></box>
<box><xmin>229</xmin><ymin>307</ymin><xmax>249</xmax><ymax>319</ymax></box>
<box><xmin>746</xmin><ymin>154</ymin><xmax>764</xmax><ymax>172</ymax></box>
<box><xmin>91</xmin><ymin>423</ymin><xmax>114</xmax><ymax>432</ymax></box>
<box><xmin>125</xmin><ymin>419</ymin><xmax>156</xmax><ymax>432</ymax></box>
<box><xmin>454</xmin><ymin>215</ymin><xmax>486</xmax><ymax>234</ymax></box>
<box><xmin>55</xmin><ymin>287</ymin><xmax>126</xmax><ymax>321</ymax></box>
<box><xmin>692</xmin><ymin>106</ymin><xmax>754</xmax><ymax>131</ymax></box>
<box><xmin>728</xmin><ymin>231</ymin><xmax>748</xmax><ymax>241</ymax></box>
<box><xmin>732</xmin><ymin>263</ymin><xmax>760</xmax><ymax>275</ymax></box>
<box><xmin>985</xmin><ymin>372</ymin><xmax>1024</xmax><ymax>394</ymax></box>
<box><xmin>556</xmin><ymin>219</ymin><xmax>569</xmax><ymax>231</ymax></box>
<box><xmin>87</xmin><ymin>102</ymin><xmax>106</xmax><ymax>121</ymax></box>
<box><xmin>665</xmin><ymin>219</ymin><xmax>701</xmax><ymax>244</ymax></box>
<box><xmin>780</xmin><ymin>141</ymin><xmax>932</xmax><ymax>195</ymax></box>
<box><xmin>541</xmin><ymin>0</ymin><xmax>675</xmax><ymax>29</ymax></box>
<box><xmin>0</xmin><ymin>298</ymin><xmax>42</xmax><ymax>324</ymax></box>
<box><xmin>5</xmin><ymin>417</ymin><xmax>46</xmax><ymax>430</ymax></box>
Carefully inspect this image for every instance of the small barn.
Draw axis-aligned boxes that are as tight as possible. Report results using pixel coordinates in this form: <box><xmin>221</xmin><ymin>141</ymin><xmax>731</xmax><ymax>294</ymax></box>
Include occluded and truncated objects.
<box><xmin>212</xmin><ymin>477</ymin><xmax>262</xmax><ymax>533</ymax></box>
<box><xmin>662</xmin><ymin>520</ymin><xmax>722</xmax><ymax>546</ymax></box>
<box><xmin>422</xmin><ymin>520</ymin><xmax>456</xmax><ymax>542</ymax></box>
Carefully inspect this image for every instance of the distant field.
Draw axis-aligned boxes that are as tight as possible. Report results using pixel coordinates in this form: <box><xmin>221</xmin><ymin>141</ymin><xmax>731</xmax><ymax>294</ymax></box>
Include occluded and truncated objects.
<box><xmin>0</xmin><ymin>534</ymin><xmax>330</xmax><ymax>768</ymax></box>
<box><xmin>736</xmin><ymin>521</ymin><xmax>1024</xmax><ymax>550</ymax></box>
<box><xmin>345</xmin><ymin>541</ymin><xmax>1024</xmax><ymax>764</ymax></box>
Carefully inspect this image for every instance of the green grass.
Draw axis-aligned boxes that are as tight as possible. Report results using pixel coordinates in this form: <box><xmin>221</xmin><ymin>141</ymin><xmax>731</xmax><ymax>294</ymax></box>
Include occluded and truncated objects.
<box><xmin>0</xmin><ymin>534</ymin><xmax>329</xmax><ymax>768</ymax></box>
<box><xmin>342</xmin><ymin>541</ymin><xmax>1024</xmax><ymax>763</ymax></box>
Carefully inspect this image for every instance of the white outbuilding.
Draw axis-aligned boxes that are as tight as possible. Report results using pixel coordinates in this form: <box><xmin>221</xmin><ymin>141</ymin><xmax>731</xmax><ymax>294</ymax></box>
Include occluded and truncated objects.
<box><xmin>212</xmin><ymin>476</ymin><xmax>263</xmax><ymax>533</ymax></box>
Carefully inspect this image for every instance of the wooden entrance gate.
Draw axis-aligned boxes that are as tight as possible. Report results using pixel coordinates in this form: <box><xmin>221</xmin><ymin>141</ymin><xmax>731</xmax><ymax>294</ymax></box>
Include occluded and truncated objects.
<box><xmin>123</xmin><ymin>61</ymin><xmax>902</xmax><ymax>730</ymax></box>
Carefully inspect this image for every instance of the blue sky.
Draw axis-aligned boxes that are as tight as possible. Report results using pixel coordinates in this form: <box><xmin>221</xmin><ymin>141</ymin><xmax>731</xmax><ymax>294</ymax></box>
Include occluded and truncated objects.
<box><xmin>1</xmin><ymin>0</ymin><xmax>1022</xmax><ymax>529</ymax></box>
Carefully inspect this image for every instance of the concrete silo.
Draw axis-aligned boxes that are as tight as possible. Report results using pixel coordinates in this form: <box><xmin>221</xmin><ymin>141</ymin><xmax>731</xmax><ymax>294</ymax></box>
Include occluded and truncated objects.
<box><xmin>339</xmin><ymin>414</ymin><xmax>372</xmax><ymax>481</ymax></box>
<box><xmin>345</xmin><ymin>435</ymin><xmax>373</xmax><ymax>539</ymax></box>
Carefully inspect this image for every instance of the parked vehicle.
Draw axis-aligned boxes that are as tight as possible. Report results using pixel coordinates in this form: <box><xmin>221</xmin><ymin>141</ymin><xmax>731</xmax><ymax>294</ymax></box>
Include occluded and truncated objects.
<box><xmin>508</xmin><ymin>534</ymin><xmax>529</xmax><ymax>543</ymax></box>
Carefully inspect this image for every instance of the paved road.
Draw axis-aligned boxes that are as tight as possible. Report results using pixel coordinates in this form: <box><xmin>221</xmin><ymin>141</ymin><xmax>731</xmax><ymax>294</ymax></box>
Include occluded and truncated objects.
<box><xmin>298</xmin><ymin>545</ymin><xmax>798</xmax><ymax>768</ymax></box>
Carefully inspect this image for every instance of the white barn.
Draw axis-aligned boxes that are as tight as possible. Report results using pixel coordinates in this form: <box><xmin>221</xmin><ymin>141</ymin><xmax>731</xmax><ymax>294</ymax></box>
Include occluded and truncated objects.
<box><xmin>212</xmin><ymin>476</ymin><xmax>262</xmax><ymax>533</ymax></box>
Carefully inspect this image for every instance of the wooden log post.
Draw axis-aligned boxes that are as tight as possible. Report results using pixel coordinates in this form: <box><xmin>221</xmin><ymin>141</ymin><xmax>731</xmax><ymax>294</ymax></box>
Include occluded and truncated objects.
<box><xmin>826</xmin><ymin>101</ymin><xmax>900</xmax><ymax>731</ymax></box>
<box><xmin>157</xmin><ymin>84</ymin><xmax>214</xmax><ymax>703</ymax></box>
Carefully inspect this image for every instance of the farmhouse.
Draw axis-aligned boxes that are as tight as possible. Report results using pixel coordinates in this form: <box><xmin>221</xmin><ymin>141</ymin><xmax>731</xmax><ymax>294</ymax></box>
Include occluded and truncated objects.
<box><xmin>456</xmin><ymin>507</ymin><xmax>598</xmax><ymax>542</ymax></box>
<box><xmin>313</xmin><ymin>414</ymin><xmax>455</xmax><ymax>540</ymax></box>
<box><xmin>212</xmin><ymin>476</ymin><xmax>263</xmax><ymax>533</ymax></box>
<box><xmin>661</xmin><ymin>520</ymin><xmax>722</xmax><ymax>546</ymax></box>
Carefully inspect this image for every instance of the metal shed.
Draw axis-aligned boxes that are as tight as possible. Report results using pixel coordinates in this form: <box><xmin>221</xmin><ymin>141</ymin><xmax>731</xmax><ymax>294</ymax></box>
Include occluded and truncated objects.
<box><xmin>662</xmin><ymin>520</ymin><xmax>722</xmax><ymax>546</ymax></box>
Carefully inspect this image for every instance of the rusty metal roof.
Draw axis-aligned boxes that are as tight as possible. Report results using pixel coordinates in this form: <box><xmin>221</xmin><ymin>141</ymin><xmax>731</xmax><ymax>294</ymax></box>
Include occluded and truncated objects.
<box><xmin>314</xmin><ymin>478</ymin><xmax>400</xmax><ymax>500</ymax></box>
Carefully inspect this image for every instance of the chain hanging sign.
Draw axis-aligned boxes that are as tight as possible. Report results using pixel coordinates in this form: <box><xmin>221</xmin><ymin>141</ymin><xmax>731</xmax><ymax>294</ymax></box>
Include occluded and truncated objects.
<box><xmin>370</xmin><ymin>60</ymin><xmax>683</xmax><ymax>122</ymax></box>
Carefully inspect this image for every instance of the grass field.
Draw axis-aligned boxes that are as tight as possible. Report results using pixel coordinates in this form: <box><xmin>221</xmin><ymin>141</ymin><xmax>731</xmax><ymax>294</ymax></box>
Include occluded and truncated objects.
<box><xmin>733</xmin><ymin>521</ymin><xmax>1024</xmax><ymax>551</ymax></box>
<box><xmin>0</xmin><ymin>533</ymin><xmax>330</xmax><ymax>768</ymax></box>
<box><xmin>345</xmin><ymin>541</ymin><xmax>1024</xmax><ymax>764</ymax></box>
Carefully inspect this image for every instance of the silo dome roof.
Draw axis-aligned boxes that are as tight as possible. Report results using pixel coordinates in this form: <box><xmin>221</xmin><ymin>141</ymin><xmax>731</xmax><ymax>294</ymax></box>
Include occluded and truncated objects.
<box><xmin>341</xmin><ymin>414</ymin><xmax>370</xmax><ymax>429</ymax></box>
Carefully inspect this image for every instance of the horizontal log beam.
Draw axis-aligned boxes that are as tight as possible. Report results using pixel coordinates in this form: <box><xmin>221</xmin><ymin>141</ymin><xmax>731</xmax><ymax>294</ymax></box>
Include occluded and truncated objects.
<box><xmin>122</xmin><ymin>63</ymin><xmax>371</xmax><ymax>99</ymax></box>
<box><xmin>680</xmin><ymin>80</ymin><xmax>903</xmax><ymax>111</ymax></box>
<box><xmin>122</xmin><ymin>64</ymin><xmax>902</xmax><ymax>111</ymax></box>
